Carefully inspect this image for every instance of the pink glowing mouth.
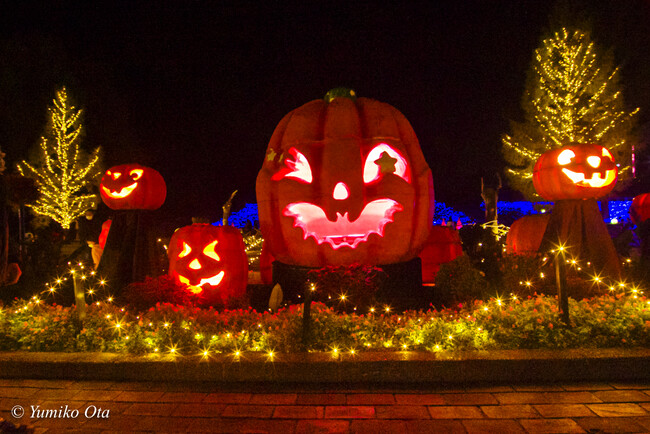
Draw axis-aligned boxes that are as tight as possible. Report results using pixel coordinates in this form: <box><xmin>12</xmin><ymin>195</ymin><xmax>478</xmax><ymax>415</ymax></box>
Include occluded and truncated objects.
<box><xmin>283</xmin><ymin>199</ymin><xmax>403</xmax><ymax>249</ymax></box>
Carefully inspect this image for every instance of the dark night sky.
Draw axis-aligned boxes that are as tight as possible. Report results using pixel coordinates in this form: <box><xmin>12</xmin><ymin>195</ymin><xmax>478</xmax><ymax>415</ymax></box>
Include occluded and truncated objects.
<box><xmin>1</xmin><ymin>1</ymin><xmax>649</xmax><ymax>232</ymax></box>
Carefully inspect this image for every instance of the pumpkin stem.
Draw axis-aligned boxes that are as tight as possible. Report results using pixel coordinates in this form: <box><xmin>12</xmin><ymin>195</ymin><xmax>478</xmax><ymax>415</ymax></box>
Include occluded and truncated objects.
<box><xmin>324</xmin><ymin>88</ymin><xmax>357</xmax><ymax>103</ymax></box>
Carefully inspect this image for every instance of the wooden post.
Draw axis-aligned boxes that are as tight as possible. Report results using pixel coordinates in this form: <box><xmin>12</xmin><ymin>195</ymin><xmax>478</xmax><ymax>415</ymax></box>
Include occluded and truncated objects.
<box><xmin>555</xmin><ymin>247</ymin><xmax>569</xmax><ymax>325</ymax></box>
<box><xmin>73</xmin><ymin>272</ymin><xmax>86</xmax><ymax>321</ymax></box>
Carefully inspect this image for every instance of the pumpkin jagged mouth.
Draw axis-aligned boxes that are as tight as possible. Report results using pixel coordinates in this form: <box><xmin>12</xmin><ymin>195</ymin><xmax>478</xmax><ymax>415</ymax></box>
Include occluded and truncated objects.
<box><xmin>284</xmin><ymin>199</ymin><xmax>403</xmax><ymax>249</ymax></box>
<box><xmin>178</xmin><ymin>271</ymin><xmax>225</xmax><ymax>294</ymax></box>
<box><xmin>101</xmin><ymin>183</ymin><xmax>138</xmax><ymax>198</ymax></box>
<box><xmin>561</xmin><ymin>168</ymin><xmax>616</xmax><ymax>188</ymax></box>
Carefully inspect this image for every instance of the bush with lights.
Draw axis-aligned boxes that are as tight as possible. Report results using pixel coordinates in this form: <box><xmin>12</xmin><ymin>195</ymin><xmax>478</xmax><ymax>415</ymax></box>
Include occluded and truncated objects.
<box><xmin>2</xmin><ymin>288</ymin><xmax>649</xmax><ymax>356</ymax></box>
<box><xmin>1</xmin><ymin>199</ymin><xmax>649</xmax><ymax>357</ymax></box>
<box><xmin>306</xmin><ymin>264</ymin><xmax>385</xmax><ymax>313</ymax></box>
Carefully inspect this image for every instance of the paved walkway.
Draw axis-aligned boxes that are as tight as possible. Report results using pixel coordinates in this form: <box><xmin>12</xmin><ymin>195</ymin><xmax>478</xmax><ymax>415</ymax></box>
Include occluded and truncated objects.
<box><xmin>2</xmin><ymin>379</ymin><xmax>650</xmax><ymax>433</ymax></box>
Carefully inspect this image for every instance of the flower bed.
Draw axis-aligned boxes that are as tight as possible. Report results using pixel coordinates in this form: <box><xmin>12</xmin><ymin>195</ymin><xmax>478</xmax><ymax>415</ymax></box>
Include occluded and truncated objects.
<box><xmin>1</xmin><ymin>293</ymin><xmax>649</xmax><ymax>357</ymax></box>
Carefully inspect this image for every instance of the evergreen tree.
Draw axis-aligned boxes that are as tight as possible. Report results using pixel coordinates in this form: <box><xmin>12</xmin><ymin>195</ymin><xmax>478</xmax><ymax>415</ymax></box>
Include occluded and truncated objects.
<box><xmin>17</xmin><ymin>87</ymin><xmax>102</xmax><ymax>229</ymax></box>
<box><xmin>502</xmin><ymin>28</ymin><xmax>639</xmax><ymax>199</ymax></box>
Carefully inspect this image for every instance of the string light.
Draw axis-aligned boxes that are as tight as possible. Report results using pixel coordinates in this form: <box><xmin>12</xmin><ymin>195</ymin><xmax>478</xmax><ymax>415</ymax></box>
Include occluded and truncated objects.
<box><xmin>11</xmin><ymin>225</ymin><xmax>647</xmax><ymax>361</ymax></box>
<box><xmin>16</xmin><ymin>87</ymin><xmax>102</xmax><ymax>229</ymax></box>
<box><xmin>502</xmin><ymin>28</ymin><xmax>638</xmax><ymax>199</ymax></box>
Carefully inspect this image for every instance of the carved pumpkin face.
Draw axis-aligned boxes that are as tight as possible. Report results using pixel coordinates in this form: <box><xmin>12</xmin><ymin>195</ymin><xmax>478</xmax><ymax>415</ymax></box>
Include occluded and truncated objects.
<box><xmin>100</xmin><ymin>164</ymin><xmax>166</xmax><ymax>210</ymax></box>
<box><xmin>533</xmin><ymin>143</ymin><xmax>617</xmax><ymax>200</ymax></box>
<box><xmin>256</xmin><ymin>91</ymin><xmax>434</xmax><ymax>267</ymax></box>
<box><xmin>168</xmin><ymin>224</ymin><xmax>247</xmax><ymax>303</ymax></box>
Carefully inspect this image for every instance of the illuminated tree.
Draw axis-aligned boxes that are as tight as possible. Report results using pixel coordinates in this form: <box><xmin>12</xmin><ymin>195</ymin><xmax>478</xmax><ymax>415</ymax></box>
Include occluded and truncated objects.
<box><xmin>502</xmin><ymin>28</ymin><xmax>639</xmax><ymax>199</ymax></box>
<box><xmin>18</xmin><ymin>87</ymin><xmax>102</xmax><ymax>229</ymax></box>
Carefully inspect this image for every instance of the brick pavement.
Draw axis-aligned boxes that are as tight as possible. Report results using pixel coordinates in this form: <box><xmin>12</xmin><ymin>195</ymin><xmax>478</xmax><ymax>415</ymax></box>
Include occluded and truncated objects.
<box><xmin>1</xmin><ymin>379</ymin><xmax>650</xmax><ymax>433</ymax></box>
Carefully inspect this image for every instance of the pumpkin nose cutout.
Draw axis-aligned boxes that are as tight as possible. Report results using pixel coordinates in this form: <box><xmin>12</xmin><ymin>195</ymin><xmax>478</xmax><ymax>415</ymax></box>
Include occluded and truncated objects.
<box><xmin>189</xmin><ymin>259</ymin><xmax>202</xmax><ymax>270</ymax></box>
<box><xmin>333</xmin><ymin>182</ymin><xmax>349</xmax><ymax>200</ymax></box>
<box><xmin>587</xmin><ymin>156</ymin><xmax>601</xmax><ymax>168</ymax></box>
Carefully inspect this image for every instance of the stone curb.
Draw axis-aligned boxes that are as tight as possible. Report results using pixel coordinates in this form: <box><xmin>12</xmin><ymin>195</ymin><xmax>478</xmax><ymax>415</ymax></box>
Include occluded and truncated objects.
<box><xmin>1</xmin><ymin>349</ymin><xmax>649</xmax><ymax>384</ymax></box>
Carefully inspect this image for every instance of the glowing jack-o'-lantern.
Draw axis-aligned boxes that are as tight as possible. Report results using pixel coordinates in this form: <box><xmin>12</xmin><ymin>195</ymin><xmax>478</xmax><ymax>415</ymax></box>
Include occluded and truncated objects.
<box><xmin>168</xmin><ymin>224</ymin><xmax>247</xmax><ymax>303</ymax></box>
<box><xmin>533</xmin><ymin>143</ymin><xmax>617</xmax><ymax>200</ymax></box>
<box><xmin>256</xmin><ymin>89</ymin><xmax>434</xmax><ymax>268</ymax></box>
<box><xmin>100</xmin><ymin>164</ymin><xmax>166</xmax><ymax>210</ymax></box>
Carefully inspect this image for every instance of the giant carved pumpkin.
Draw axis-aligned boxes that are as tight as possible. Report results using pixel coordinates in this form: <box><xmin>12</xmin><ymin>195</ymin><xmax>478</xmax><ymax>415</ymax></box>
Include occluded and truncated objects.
<box><xmin>100</xmin><ymin>164</ymin><xmax>166</xmax><ymax>210</ymax></box>
<box><xmin>259</xmin><ymin>241</ymin><xmax>274</xmax><ymax>285</ymax></box>
<box><xmin>256</xmin><ymin>89</ymin><xmax>434</xmax><ymax>268</ymax></box>
<box><xmin>630</xmin><ymin>193</ymin><xmax>650</xmax><ymax>225</ymax></box>
<box><xmin>168</xmin><ymin>224</ymin><xmax>247</xmax><ymax>303</ymax></box>
<box><xmin>533</xmin><ymin>143</ymin><xmax>617</xmax><ymax>200</ymax></box>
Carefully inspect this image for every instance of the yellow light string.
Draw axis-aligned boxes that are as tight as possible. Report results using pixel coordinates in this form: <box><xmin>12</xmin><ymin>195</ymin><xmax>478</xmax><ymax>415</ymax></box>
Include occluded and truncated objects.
<box><xmin>17</xmin><ymin>88</ymin><xmax>102</xmax><ymax>229</ymax></box>
<box><xmin>503</xmin><ymin>27</ymin><xmax>639</xmax><ymax>194</ymax></box>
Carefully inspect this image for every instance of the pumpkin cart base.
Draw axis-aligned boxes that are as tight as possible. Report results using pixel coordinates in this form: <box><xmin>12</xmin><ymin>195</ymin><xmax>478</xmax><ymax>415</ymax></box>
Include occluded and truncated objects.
<box><xmin>271</xmin><ymin>258</ymin><xmax>431</xmax><ymax>311</ymax></box>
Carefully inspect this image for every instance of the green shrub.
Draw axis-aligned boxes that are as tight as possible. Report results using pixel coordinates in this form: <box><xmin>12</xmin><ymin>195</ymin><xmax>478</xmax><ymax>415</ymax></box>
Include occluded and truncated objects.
<box><xmin>435</xmin><ymin>256</ymin><xmax>489</xmax><ymax>305</ymax></box>
<box><xmin>1</xmin><ymin>292</ymin><xmax>648</xmax><ymax>355</ymax></box>
<box><xmin>307</xmin><ymin>264</ymin><xmax>385</xmax><ymax>312</ymax></box>
<box><xmin>121</xmin><ymin>275</ymin><xmax>204</xmax><ymax>312</ymax></box>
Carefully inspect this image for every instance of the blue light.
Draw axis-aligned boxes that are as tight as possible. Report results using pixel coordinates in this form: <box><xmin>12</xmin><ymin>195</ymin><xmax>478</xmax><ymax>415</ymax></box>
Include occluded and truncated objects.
<box><xmin>433</xmin><ymin>202</ymin><xmax>475</xmax><ymax>225</ymax></box>
<box><xmin>214</xmin><ymin>203</ymin><xmax>259</xmax><ymax>228</ymax></box>
<box><xmin>214</xmin><ymin>200</ymin><xmax>635</xmax><ymax>229</ymax></box>
<box><xmin>607</xmin><ymin>200</ymin><xmax>632</xmax><ymax>224</ymax></box>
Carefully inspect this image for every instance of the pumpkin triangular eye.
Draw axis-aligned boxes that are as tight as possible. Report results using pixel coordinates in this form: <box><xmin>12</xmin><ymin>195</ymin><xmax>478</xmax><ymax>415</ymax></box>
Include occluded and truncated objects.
<box><xmin>111</xmin><ymin>171</ymin><xmax>121</xmax><ymax>180</ymax></box>
<box><xmin>178</xmin><ymin>242</ymin><xmax>192</xmax><ymax>258</ymax></box>
<box><xmin>271</xmin><ymin>147</ymin><xmax>312</xmax><ymax>183</ymax></box>
<box><xmin>363</xmin><ymin>143</ymin><xmax>410</xmax><ymax>184</ymax></box>
<box><xmin>203</xmin><ymin>240</ymin><xmax>220</xmax><ymax>261</ymax></box>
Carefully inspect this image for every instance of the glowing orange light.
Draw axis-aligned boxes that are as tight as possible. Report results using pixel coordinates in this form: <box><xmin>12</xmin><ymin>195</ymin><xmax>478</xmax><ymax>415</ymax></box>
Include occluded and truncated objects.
<box><xmin>558</xmin><ymin>147</ymin><xmax>617</xmax><ymax>188</ymax></box>
<box><xmin>178</xmin><ymin>272</ymin><xmax>225</xmax><ymax>294</ymax></box>
<box><xmin>202</xmin><ymin>240</ymin><xmax>220</xmax><ymax>261</ymax></box>
<box><xmin>178</xmin><ymin>242</ymin><xmax>192</xmax><ymax>258</ymax></box>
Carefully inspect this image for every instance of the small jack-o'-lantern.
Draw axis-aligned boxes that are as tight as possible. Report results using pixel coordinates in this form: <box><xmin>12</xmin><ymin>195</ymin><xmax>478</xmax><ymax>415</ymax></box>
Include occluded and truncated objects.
<box><xmin>100</xmin><ymin>164</ymin><xmax>166</xmax><ymax>210</ymax></box>
<box><xmin>168</xmin><ymin>224</ymin><xmax>247</xmax><ymax>303</ymax></box>
<box><xmin>533</xmin><ymin>143</ymin><xmax>617</xmax><ymax>200</ymax></box>
<box><xmin>256</xmin><ymin>89</ymin><xmax>434</xmax><ymax>267</ymax></box>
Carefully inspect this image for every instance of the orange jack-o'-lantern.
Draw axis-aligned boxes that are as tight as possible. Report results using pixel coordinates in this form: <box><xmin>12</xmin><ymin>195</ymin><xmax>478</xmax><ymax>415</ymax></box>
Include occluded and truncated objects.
<box><xmin>533</xmin><ymin>143</ymin><xmax>617</xmax><ymax>200</ymax></box>
<box><xmin>630</xmin><ymin>193</ymin><xmax>650</xmax><ymax>225</ymax></box>
<box><xmin>168</xmin><ymin>224</ymin><xmax>247</xmax><ymax>303</ymax></box>
<box><xmin>505</xmin><ymin>214</ymin><xmax>550</xmax><ymax>255</ymax></box>
<box><xmin>100</xmin><ymin>164</ymin><xmax>166</xmax><ymax>210</ymax></box>
<box><xmin>256</xmin><ymin>89</ymin><xmax>434</xmax><ymax>267</ymax></box>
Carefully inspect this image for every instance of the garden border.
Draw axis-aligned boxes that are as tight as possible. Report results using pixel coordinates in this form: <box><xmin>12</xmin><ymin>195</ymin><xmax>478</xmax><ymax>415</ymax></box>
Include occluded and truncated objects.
<box><xmin>1</xmin><ymin>348</ymin><xmax>649</xmax><ymax>384</ymax></box>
